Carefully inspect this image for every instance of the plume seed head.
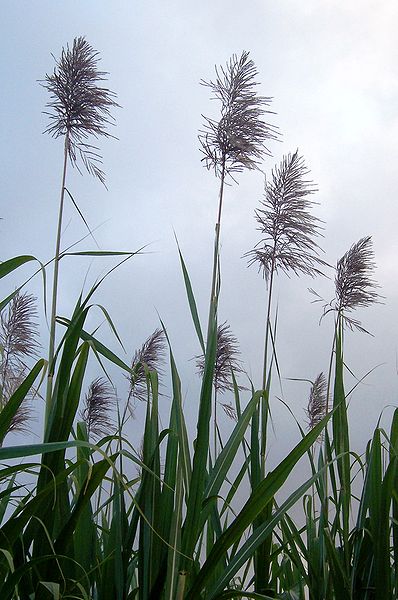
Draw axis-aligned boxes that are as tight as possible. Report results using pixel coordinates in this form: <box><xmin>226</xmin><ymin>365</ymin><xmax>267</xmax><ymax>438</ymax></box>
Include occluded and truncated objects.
<box><xmin>196</xmin><ymin>321</ymin><xmax>243</xmax><ymax>394</ymax></box>
<box><xmin>128</xmin><ymin>329</ymin><xmax>166</xmax><ymax>405</ymax></box>
<box><xmin>334</xmin><ymin>236</ymin><xmax>381</xmax><ymax>332</ymax></box>
<box><xmin>246</xmin><ymin>150</ymin><xmax>325</xmax><ymax>283</ymax></box>
<box><xmin>0</xmin><ymin>292</ymin><xmax>40</xmax><ymax>438</ymax></box>
<box><xmin>199</xmin><ymin>51</ymin><xmax>278</xmax><ymax>178</ymax></box>
<box><xmin>42</xmin><ymin>36</ymin><xmax>119</xmax><ymax>185</ymax></box>
<box><xmin>80</xmin><ymin>377</ymin><xmax>116</xmax><ymax>439</ymax></box>
<box><xmin>305</xmin><ymin>372</ymin><xmax>327</xmax><ymax>433</ymax></box>
<box><xmin>0</xmin><ymin>292</ymin><xmax>40</xmax><ymax>370</ymax></box>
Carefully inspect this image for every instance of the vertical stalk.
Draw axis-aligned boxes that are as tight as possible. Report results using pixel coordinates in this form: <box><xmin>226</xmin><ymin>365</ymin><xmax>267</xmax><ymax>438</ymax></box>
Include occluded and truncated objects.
<box><xmin>45</xmin><ymin>134</ymin><xmax>69</xmax><ymax>424</ymax></box>
<box><xmin>260</xmin><ymin>259</ymin><xmax>275</xmax><ymax>477</ymax></box>
<box><xmin>262</xmin><ymin>261</ymin><xmax>275</xmax><ymax>390</ymax></box>
<box><xmin>214</xmin><ymin>386</ymin><xmax>218</xmax><ymax>460</ymax></box>
<box><xmin>255</xmin><ymin>256</ymin><xmax>276</xmax><ymax>597</ymax></box>
<box><xmin>208</xmin><ymin>157</ymin><xmax>226</xmax><ymax>330</ymax></box>
<box><xmin>176</xmin><ymin>571</ymin><xmax>187</xmax><ymax>600</ymax></box>
<box><xmin>208</xmin><ymin>156</ymin><xmax>226</xmax><ymax>460</ymax></box>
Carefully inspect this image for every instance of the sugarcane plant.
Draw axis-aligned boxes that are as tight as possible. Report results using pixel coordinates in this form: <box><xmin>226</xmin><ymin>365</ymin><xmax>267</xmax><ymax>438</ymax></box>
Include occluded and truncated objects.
<box><xmin>0</xmin><ymin>37</ymin><xmax>396</xmax><ymax>600</ymax></box>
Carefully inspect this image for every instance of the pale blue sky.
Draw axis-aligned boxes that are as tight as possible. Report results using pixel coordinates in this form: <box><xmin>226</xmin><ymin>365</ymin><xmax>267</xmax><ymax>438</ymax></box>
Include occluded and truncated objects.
<box><xmin>1</xmin><ymin>0</ymin><xmax>397</xmax><ymax>455</ymax></box>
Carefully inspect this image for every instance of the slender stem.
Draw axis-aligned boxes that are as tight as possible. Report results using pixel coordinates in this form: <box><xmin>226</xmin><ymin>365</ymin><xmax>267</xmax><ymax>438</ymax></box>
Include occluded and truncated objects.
<box><xmin>45</xmin><ymin>135</ymin><xmax>69</xmax><ymax>425</ymax></box>
<box><xmin>207</xmin><ymin>157</ymin><xmax>226</xmax><ymax>331</ymax></box>
<box><xmin>260</xmin><ymin>258</ymin><xmax>275</xmax><ymax>477</ymax></box>
<box><xmin>207</xmin><ymin>156</ymin><xmax>226</xmax><ymax>461</ymax></box>
<box><xmin>262</xmin><ymin>261</ymin><xmax>275</xmax><ymax>390</ymax></box>
<box><xmin>214</xmin><ymin>386</ymin><xmax>218</xmax><ymax>460</ymax></box>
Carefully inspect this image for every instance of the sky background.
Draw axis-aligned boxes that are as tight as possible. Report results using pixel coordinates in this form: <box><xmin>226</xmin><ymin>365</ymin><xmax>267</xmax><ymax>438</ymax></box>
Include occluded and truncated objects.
<box><xmin>1</xmin><ymin>0</ymin><xmax>397</xmax><ymax>463</ymax></box>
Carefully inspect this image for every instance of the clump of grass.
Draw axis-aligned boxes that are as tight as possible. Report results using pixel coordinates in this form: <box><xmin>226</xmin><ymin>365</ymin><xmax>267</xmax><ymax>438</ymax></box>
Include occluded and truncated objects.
<box><xmin>1</xmin><ymin>39</ymin><xmax>397</xmax><ymax>600</ymax></box>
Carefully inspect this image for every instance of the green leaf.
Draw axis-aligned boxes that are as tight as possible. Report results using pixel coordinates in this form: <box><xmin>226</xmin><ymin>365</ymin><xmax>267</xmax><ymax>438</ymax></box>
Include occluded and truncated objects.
<box><xmin>57</xmin><ymin>317</ymin><xmax>131</xmax><ymax>373</ymax></box>
<box><xmin>176</xmin><ymin>240</ymin><xmax>205</xmax><ymax>353</ymax></box>
<box><xmin>0</xmin><ymin>255</ymin><xmax>36</xmax><ymax>280</ymax></box>
<box><xmin>0</xmin><ymin>359</ymin><xmax>46</xmax><ymax>444</ymax></box>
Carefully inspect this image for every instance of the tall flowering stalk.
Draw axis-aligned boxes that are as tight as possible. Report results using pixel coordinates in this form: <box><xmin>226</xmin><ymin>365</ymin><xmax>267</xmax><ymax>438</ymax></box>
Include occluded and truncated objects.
<box><xmin>200</xmin><ymin>51</ymin><xmax>277</xmax><ymax>335</ymax></box>
<box><xmin>247</xmin><ymin>150</ymin><xmax>324</xmax><ymax>470</ymax></box>
<box><xmin>42</xmin><ymin>37</ymin><xmax>118</xmax><ymax>419</ymax></box>
<box><xmin>246</xmin><ymin>150</ymin><xmax>324</xmax><ymax>595</ymax></box>
<box><xmin>178</xmin><ymin>54</ymin><xmax>277</xmax><ymax>592</ymax></box>
<box><xmin>310</xmin><ymin>236</ymin><xmax>381</xmax><ymax>583</ymax></box>
<box><xmin>329</xmin><ymin>236</ymin><xmax>380</xmax><ymax>453</ymax></box>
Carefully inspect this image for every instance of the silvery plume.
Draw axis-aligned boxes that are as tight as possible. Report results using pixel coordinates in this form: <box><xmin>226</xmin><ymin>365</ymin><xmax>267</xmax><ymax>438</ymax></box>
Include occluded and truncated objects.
<box><xmin>0</xmin><ymin>292</ymin><xmax>40</xmax><ymax>436</ymax></box>
<box><xmin>305</xmin><ymin>372</ymin><xmax>327</xmax><ymax>433</ymax></box>
<box><xmin>42</xmin><ymin>36</ymin><xmax>119</xmax><ymax>185</ymax></box>
<box><xmin>80</xmin><ymin>377</ymin><xmax>116</xmax><ymax>439</ymax></box>
<box><xmin>128</xmin><ymin>329</ymin><xmax>166</xmax><ymax>407</ymax></box>
<box><xmin>333</xmin><ymin>236</ymin><xmax>381</xmax><ymax>332</ymax></box>
<box><xmin>199</xmin><ymin>51</ymin><xmax>277</xmax><ymax>178</ymax></box>
<box><xmin>196</xmin><ymin>321</ymin><xmax>243</xmax><ymax>395</ymax></box>
<box><xmin>246</xmin><ymin>150</ymin><xmax>325</xmax><ymax>282</ymax></box>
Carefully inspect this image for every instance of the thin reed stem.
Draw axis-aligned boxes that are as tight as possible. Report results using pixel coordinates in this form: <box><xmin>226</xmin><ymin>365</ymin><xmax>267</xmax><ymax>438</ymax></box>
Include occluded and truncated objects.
<box><xmin>260</xmin><ymin>259</ymin><xmax>275</xmax><ymax>477</ymax></box>
<box><xmin>209</xmin><ymin>157</ymin><xmax>226</xmax><ymax>458</ymax></box>
<box><xmin>45</xmin><ymin>134</ymin><xmax>69</xmax><ymax>424</ymax></box>
<box><xmin>208</xmin><ymin>156</ymin><xmax>226</xmax><ymax>323</ymax></box>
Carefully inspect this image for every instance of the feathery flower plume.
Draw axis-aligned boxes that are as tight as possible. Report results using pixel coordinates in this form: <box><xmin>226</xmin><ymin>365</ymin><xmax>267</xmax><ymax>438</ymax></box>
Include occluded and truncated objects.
<box><xmin>80</xmin><ymin>377</ymin><xmax>116</xmax><ymax>439</ymax></box>
<box><xmin>196</xmin><ymin>321</ymin><xmax>243</xmax><ymax>394</ymax></box>
<box><xmin>305</xmin><ymin>372</ymin><xmax>327</xmax><ymax>432</ymax></box>
<box><xmin>246</xmin><ymin>150</ymin><xmax>325</xmax><ymax>282</ymax></box>
<box><xmin>128</xmin><ymin>329</ymin><xmax>166</xmax><ymax>406</ymax></box>
<box><xmin>42</xmin><ymin>36</ymin><xmax>119</xmax><ymax>185</ymax></box>
<box><xmin>334</xmin><ymin>236</ymin><xmax>380</xmax><ymax>332</ymax></box>
<box><xmin>199</xmin><ymin>51</ymin><xmax>277</xmax><ymax>178</ymax></box>
<box><xmin>0</xmin><ymin>292</ymin><xmax>40</xmax><ymax>435</ymax></box>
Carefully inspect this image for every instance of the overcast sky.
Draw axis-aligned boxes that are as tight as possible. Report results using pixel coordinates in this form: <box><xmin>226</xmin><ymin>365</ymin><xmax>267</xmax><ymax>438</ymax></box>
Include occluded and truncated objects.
<box><xmin>1</xmin><ymin>0</ymin><xmax>397</xmax><ymax>458</ymax></box>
